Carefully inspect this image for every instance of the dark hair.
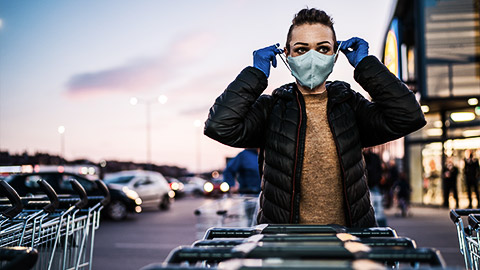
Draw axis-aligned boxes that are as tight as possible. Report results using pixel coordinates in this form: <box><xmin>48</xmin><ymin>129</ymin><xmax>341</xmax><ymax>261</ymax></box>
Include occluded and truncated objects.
<box><xmin>286</xmin><ymin>8</ymin><xmax>338</xmax><ymax>53</ymax></box>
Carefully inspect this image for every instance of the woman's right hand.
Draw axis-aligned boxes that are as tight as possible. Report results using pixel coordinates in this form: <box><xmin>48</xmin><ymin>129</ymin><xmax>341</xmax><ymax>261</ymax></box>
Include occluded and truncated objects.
<box><xmin>253</xmin><ymin>44</ymin><xmax>283</xmax><ymax>78</ymax></box>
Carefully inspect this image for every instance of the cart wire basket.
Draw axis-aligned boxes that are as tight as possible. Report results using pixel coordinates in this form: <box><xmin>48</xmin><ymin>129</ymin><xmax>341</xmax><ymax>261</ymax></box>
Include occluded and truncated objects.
<box><xmin>0</xmin><ymin>178</ymin><xmax>110</xmax><ymax>270</ymax></box>
<box><xmin>450</xmin><ymin>208</ymin><xmax>480</xmax><ymax>269</ymax></box>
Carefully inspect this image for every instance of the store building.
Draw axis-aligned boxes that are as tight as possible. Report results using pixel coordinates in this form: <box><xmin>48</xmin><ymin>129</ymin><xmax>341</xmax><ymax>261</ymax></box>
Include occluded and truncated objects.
<box><xmin>381</xmin><ymin>0</ymin><xmax>480</xmax><ymax>206</ymax></box>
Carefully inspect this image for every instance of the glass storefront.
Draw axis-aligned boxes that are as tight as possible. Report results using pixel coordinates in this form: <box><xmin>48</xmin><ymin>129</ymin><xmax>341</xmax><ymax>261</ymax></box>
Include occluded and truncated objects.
<box><xmin>384</xmin><ymin>0</ymin><xmax>480</xmax><ymax>207</ymax></box>
<box><xmin>409</xmin><ymin>136</ymin><xmax>480</xmax><ymax>206</ymax></box>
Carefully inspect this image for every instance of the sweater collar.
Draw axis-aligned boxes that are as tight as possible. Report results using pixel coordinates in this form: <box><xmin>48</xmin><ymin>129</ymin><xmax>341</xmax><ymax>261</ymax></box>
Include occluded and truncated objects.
<box><xmin>273</xmin><ymin>81</ymin><xmax>352</xmax><ymax>103</ymax></box>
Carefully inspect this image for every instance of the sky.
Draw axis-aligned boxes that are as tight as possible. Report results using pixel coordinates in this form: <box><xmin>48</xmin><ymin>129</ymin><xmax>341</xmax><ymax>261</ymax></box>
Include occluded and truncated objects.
<box><xmin>0</xmin><ymin>0</ymin><xmax>396</xmax><ymax>173</ymax></box>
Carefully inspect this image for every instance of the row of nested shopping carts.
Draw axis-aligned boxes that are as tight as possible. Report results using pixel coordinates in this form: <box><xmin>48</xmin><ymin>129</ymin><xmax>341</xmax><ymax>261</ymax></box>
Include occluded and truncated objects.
<box><xmin>450</xmin><ymin>208</ymin><xmax>480</xmax><ymax>270</ymax></box>
<box><xmin>139</xmin><ymin>195</ymin><xmax>452</xmax><ymax>270</ymax></box>
<box><xmin>0</xmin><ymin>178</ymin><xmax>110</xmax><ymax>270</ymax></box>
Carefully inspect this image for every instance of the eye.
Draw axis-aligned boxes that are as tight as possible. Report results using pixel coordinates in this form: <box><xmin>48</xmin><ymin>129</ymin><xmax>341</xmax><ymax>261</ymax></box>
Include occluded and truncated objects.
<box><xmin>294</xmin><ymin>47</ymin><xmax>309</xmax><ymax>55</ymax></box>
<box><xmin>317</xmin><ymin>46</ymin><xmax>331</xmax><ymax>54</ymax></box>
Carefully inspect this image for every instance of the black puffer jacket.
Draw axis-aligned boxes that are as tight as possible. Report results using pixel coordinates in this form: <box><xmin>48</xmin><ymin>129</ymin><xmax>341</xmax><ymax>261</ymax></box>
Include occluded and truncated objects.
<box><xmin>204</xmin><ymin>56</ymin><xmax>426</xmax><ymax>227</ymax></box>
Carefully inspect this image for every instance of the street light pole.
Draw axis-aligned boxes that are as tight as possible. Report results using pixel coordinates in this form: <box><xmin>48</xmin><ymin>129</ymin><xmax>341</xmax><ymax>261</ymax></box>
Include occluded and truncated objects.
<box><xmin>58</xmin><ymin>125</ymin><xmax>65</xmax><ymax>162</ymax></box>
<box><xmin>194</xmin><ymin>120</ymin><xmax>202</xmax><ymax>174</ymax></box>
<box><xmin>145</xmin><ymin>101</ymin><xmax>152</xmax><ymax>169</ymax></box>
<box><xmin>130</xmin><ymin>95</ymin><xmax>167</xmax><ymax>170</ymax></box>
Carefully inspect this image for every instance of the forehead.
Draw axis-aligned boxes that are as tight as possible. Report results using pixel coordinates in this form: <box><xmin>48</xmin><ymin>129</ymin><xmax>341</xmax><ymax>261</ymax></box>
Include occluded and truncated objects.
<box><xmin>290</xmin><ymin>23</ymin><xmax>334</xmax><ymax>45</ymax></box>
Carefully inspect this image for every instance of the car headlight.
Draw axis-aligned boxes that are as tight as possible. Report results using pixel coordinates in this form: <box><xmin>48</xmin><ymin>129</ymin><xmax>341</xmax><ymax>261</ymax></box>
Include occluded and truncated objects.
<box><xmin>122</xmin><ymin>186</ymin><xmax>140</xmax><ymax>200</ymax></box>
<box><xmin>220</xmin><ymin>182</ymin><xmax>229</xmax><ymax>192</ymax></box>
<box><xmin>203</xmin><ymin>182</ymin><xmax>214</xmax><ymax>193</ymax></box>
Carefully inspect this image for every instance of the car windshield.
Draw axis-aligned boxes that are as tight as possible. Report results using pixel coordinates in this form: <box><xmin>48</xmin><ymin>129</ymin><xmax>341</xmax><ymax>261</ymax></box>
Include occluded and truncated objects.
<box><xmin>104</xmin><ymin>175</ymin><xmax>134</xmax><ymax>184</ymax></box>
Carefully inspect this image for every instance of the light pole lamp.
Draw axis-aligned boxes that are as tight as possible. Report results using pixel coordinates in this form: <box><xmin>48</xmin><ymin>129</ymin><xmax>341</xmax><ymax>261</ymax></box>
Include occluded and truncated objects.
<box><xmin>130</xmin><ymin>95</ymin><xmax>168</xmax><ymax>168</ymax></box>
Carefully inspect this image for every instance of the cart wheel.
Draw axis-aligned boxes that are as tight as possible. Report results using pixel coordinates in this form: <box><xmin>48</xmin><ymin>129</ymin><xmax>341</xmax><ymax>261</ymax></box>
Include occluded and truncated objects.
<box><xmin>107</xmin><ymin>200</ymin><xmax>128</xmax><ymax>221</ymax></box>
<box><xmin>159</xmin><ymin>195</ymin><xmax>171</xmax><ymax>210</ymax></box>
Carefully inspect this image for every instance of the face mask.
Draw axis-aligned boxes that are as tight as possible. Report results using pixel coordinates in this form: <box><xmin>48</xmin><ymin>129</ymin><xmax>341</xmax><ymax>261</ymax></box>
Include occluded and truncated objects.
<box><xmin>286</xmin><ymin>50</ymin><xmax>336</xmax><ymax>89</ymax></box>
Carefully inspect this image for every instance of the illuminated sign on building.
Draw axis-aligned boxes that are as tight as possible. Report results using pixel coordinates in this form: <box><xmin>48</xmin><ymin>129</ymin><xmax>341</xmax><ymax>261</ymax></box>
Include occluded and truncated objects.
<box><xmin>384</xmin><ymin>18</ymin><xmax>400</xmax><ymax>78</ymax></box>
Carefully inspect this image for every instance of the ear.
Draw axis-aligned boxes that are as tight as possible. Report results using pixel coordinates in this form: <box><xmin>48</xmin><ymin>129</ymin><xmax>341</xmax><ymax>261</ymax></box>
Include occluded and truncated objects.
<box><xmin>284</xmin><ymin>46</ymin><xmax>289</xmax><ymax>57</ymax></box>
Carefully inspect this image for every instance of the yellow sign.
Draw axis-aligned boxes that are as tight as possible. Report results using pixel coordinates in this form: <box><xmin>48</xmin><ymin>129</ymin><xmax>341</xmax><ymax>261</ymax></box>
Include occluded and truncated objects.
<box><xmin>384</xmin><ymin>29</ymin><xmax>399</xmax><ymax>77</ymax></box>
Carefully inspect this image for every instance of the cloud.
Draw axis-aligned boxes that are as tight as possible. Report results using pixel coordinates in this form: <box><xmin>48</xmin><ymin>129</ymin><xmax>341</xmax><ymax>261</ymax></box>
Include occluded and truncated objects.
<box><xmin>66</xmin><ymin>57</ymin><xmax>168</xmax><ymax>95</ymax></box>
<box><xmin>65</xmin><ymin>31</ymin><xmax>217</xmax><ymax>97</ymax></box>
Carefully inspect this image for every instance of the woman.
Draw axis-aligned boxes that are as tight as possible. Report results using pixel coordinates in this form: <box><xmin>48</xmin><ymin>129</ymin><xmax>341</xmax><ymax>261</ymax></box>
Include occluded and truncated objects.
<box><xmin>204</xmin><ymin>8</ymin><xmax>425</xmax><ymax>227</ymax></box>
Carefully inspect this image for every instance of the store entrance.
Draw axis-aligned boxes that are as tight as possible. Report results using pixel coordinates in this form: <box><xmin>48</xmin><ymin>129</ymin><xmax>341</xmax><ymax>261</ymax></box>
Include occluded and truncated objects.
<box><xmin>419</xmin><ymin>138</ymin><xmax>480</xmax><ymax>208</ymax></box>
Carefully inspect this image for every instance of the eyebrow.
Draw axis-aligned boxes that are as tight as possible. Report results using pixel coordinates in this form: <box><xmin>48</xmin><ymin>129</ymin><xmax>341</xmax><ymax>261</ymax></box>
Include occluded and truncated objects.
<box><xmin>293</xmin><ymin>41</ymin><xmax>332</xmax><ymax>46</ymax></box>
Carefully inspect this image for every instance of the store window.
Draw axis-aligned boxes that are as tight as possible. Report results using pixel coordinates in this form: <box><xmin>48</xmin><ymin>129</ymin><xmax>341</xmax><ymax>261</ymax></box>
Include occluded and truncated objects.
<box><xmin>411</xmin><ymin>138</ymin><xmax>480</xmax><ymax>206</ymax></box>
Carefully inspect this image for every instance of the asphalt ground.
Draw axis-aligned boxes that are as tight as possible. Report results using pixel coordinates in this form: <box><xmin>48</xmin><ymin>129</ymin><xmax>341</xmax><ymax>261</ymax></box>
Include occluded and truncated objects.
<box><xmin>384</xmin><ymin>205</ymin><xmax>465</xmax><ymax>268</ymax></box>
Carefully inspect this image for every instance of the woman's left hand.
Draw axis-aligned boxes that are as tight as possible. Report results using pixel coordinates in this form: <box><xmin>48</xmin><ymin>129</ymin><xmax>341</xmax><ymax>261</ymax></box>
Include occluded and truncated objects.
<box><xmin>338</xmin><ymin>37</ymin><xmax>369</xmax><ymax>68</ymax></box>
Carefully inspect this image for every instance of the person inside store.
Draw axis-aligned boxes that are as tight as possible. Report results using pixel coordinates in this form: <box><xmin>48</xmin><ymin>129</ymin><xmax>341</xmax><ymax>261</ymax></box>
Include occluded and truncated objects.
<box><xmin>204</xmin><ymin>8</ymin><xmax>426</xmax><ymax>227</ymax></box>
<box><xmin>464</xmin><ymin>150</ymin><xmax>480</xmax><ymax>208</ymax></box>
<box><xmin>442</xmin><ymin>158</ymin><xmax>459</xmax><ymax>209</ymax></box>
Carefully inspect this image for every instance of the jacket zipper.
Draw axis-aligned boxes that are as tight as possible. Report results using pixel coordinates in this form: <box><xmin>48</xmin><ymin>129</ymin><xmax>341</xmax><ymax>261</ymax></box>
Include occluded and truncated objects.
<box><xmin>327</xmin><ymin>98</ymin><xmax>353</xmax><ymax>227</ymax></box>
<box><xmin>290</xmin><ymin>90</ymin><xmax>303</xmax><ymax>223</ymax></box>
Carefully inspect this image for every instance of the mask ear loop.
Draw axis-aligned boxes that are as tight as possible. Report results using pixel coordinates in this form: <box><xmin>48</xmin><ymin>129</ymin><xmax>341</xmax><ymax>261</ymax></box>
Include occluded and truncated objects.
<box><xmin>334</xmin><ymin>41</ymin><xmax>342</xmax><ymax>61</ymax></box>
<box><xmin>275</xmin><ymin>44</ymin><xmax>292</xmax><ymax>72</ymax></box>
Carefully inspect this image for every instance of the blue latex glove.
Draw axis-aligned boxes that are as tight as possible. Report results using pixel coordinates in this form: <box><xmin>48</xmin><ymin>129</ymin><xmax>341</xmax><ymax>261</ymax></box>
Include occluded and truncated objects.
<box><xmin>339</xmin><ymin>37</ymin><xmax>369</xmax><ymax>68</ymax></box>
<box><xmin>253</xmin><ymin>44</ymin><xmax>283</xmax><ymax>78</ymax></box>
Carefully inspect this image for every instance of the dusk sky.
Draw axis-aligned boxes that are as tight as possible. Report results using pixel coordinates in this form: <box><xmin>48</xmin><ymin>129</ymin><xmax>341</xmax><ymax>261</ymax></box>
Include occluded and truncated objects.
<box><xmin>0</xmin><ymin>0</ymin><xmax>395</xmax><ymax>173</ymax></box>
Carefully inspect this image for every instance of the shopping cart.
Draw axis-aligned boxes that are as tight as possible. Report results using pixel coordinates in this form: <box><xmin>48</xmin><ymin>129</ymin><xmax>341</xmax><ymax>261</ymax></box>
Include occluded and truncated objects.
<box><xmin>142</xmin><ymin>258</ymin><xmax>387</xmax><ymax>270</ymax></box>
<box><xmin>160</xmin><ymin>222</ymin><xmax>442</xmax><ymax>268</ymax></box>
<box><xmin>449</xmin><ymin>208</ymin><xmax>480</xmax><ymax>269</ymax></box>
<box><xmin>194</xmin><ymin>195</ymin><xmax>258</xmax><ymax>239</ymax></box>
<box><xmin>467</xmin><ymin>214</ymin><xmax>480</xmax><ymax>269</ymax></box>
<box><xmin>0</xmin><ymin>178</ymin><xmax>110</xmax><ymax>270</ymax></box>
<box><xmin>0</xmin><ymin>179</ymin><xmax>59</xmax><ymax>247</ymax></box>
<box><xmin>0</xmin><ymin>180</ymin><xmax>24</xmax><ymax>229</ymax></box>
<box><xmin>192</xmin><ymin>233</ymin><xmax>417</xmax><ymax>249</ymax></box>
<box><xmin>163</xmin><ymin>240</ymin><xmax>445</xmax><ymax>268</ymax></box>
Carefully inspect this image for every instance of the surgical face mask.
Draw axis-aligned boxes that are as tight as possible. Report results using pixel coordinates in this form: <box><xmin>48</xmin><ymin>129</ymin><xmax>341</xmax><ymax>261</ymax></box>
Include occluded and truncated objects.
<box><xmin>286</xmin><ymin>50</ymin><xmax>336</xmax><ymax>90</ymax></box>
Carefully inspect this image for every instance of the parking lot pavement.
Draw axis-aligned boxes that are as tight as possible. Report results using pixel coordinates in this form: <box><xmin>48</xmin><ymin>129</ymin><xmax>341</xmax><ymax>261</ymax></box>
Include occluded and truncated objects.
<box><xmin>384</xmin><ymin>205</ymin><xmax>465</xmax><ymax>268</ymax></box>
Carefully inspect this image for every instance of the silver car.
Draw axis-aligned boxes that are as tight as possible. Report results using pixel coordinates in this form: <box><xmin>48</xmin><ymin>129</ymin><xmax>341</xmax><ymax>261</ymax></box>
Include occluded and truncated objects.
<box><xmin>104</xmin><ymin>170</ymin><xmax>174</xmax><ymax>210</ymax></box>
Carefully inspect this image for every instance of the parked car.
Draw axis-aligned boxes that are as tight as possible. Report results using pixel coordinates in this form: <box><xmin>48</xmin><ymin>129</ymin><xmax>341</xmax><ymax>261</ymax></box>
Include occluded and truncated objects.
<box><xmin>166</xmin><ymin>177</ymin><xmax>185</xmax><ymax>198</ymax></box>
<box><xmin>4</xmin><ymin>172</ymin><xmax>142</xmax><ymax>221</ymax></box>
<box><xmin>203</xmin><ymin>178</ymin><xmax>230</xmax><ymax>197</ymax></box>
<box><xmin>178</xmin><ymin>176</ymin><xmax>206</xmax><ymax>197</ymax></box>
<box><xmin>104</xmin><ymin>170</ymin><xmax>173</xmax><ymax>210</ymax></box>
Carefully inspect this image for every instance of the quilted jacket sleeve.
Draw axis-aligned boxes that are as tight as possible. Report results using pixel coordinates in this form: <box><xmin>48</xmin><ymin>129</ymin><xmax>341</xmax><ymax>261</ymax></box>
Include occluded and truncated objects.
<box><xmin>352</xmin><ymin>56</ymin><xmax>426</xmax><ymax>147</ymax></box>
<box><xmin>204</xmin><ymin>66</ymin><xmax>272</xmax><ymax>148</ymax></box>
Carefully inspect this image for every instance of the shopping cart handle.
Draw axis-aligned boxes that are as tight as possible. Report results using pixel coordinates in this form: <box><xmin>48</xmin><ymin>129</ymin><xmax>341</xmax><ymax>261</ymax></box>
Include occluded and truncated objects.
<box><xmin>70</xmin><ymin>179</ymin><xmax>89</xmax><ymax>209</ymax></box>
<box><xmin>0</xmin><ymin>180</ymin><xmax>23</xmax><ymax>218</ymax></box>
<box><xmin>0</xmin><ymin>246</ymin><xmax>38</xmax><ymax>270</ymax></box>
<box><xmin>450</xmin><ymin>209</ymin><xmax>480</xmax><ymax>223</ymax></box>
<box><xmin>38</xmin><ymin>180</ymin><xmax>59</xmax><ymax>213</ymax></box>
<box><xmin>468</xmin><ymin>214</ymin><xmax>480</xmax><ymax>230</ymax></box>
<box><xmin>360</xmin><ymin>237</ymin><xmax>417</xmax><ymax>248</ymax></box>
<box><xmin>346</xmin><ymin>227</ymin><xmax>397</xmax><ymax>238</ymax></box>
<box><xmin>261</xmin><ymin>224</ymin><xmax>341</xmax><ymax>234</ymax></box>
<box><xmin>367</xmin><ymin>247</ymin><xmax>446</xmax><ymax>267</ymax></box>
<box><xmin>164</xmin><ymin>246</ymin><xmax>241</xmax><ymax>264</ymax></box>
<box><xmin>192</xmin><ymin>239</ymin><xmax>244</xmax><ymax>247</ymax></box>
<box><xmin>95</xmin><ymin>180</ymin><xmax>111</xmax><ymax>206</ymax></box>
<box><xmin>204</xmin><ymin>227</ymin><xmax>257</xmax><ymax>240</ymax></box>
